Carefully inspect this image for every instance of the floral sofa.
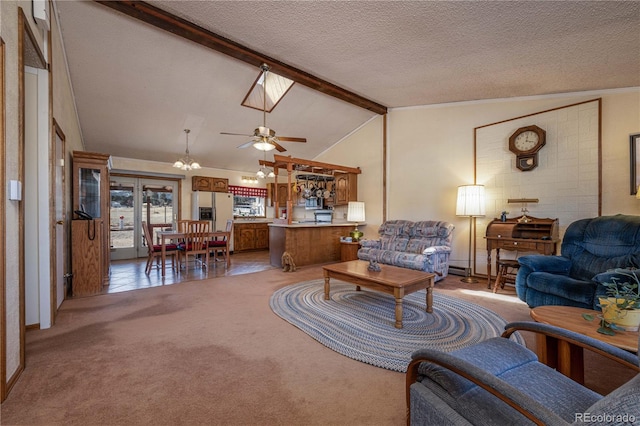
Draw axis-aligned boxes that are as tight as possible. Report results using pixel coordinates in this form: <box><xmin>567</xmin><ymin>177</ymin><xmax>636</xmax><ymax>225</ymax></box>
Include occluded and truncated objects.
<box><xmin>357</xmin><ymin>220</ymin><xmax>455</xmax><ymax>282</ymax></box>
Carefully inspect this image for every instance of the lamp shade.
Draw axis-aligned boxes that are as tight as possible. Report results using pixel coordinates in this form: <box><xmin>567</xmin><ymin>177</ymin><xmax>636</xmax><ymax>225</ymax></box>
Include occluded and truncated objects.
<box><xmin>456</xmin><ymin>185</ymin><xmax>485</xmax><ymax>217</ymax></box>
<box><xmin>347</xmin><ymin>201</ymin><xmax>366</xmax><ymax>222</ymax></box>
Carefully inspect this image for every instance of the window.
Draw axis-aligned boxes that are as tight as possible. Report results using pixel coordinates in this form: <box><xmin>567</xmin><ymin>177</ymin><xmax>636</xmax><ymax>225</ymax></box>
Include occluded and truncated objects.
<box><xmin>229</xmin><ymin>185</ymin><xmax>268</xmax><ymax>218</ymax></box>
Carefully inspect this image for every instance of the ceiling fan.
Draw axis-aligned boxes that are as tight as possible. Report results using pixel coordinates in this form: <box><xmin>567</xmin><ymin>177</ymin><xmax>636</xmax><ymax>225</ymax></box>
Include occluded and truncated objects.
<box><xmin>221</xmin><ymin>64</ymin><xmax>307</xmax><ymax>153</ymax></box>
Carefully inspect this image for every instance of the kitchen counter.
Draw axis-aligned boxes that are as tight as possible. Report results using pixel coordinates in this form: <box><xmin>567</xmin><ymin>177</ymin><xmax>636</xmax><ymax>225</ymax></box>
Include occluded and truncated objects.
<box><xmin>269</xmin><ymin>221</ymin><xmax>357</xmax><ymax>228</ymax></box>
<box><xmin>269</xmin><ymin>222</ymin><xmax>365</xmax><ymax>267</ymax></box>
<box><xmin>233</xmin><ymin>218</ymin><xmax>272</xmax><ymax>223</ymax></box>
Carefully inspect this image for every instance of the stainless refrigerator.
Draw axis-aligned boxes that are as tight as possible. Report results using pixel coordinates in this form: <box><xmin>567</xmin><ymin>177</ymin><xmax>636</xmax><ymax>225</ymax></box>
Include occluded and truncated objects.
<box><xmin>191</xmin><ymin>191</ymin><xmax>234</xmax><ymax>250</ymax></box>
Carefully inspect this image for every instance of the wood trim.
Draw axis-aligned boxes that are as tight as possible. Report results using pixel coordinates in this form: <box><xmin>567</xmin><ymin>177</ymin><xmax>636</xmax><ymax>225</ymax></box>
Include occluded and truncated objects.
<box><xmin>49</xmin><ymin>25</ymin><xmax>56</xmax><ymax>326</ymax></box>
<box><xmin>382</xmin><ymin>114</ymin><xmax>387</xmax><ymax>222</ymax></box>
<box><xmin>18</xmin><ymin>6</ymin><xmax>28</xmax><ymax>388</ymax></box>
<box><xmin>270</xmin><ymin>154</ymin><xmax>362</xmax><ymax>175</ymax></box>
<box><xmin>0</xmin><ymin>36</ymin><xmax>6</xmax><ymax>403</ymax></box>
<box><xmin>94</xmin><ymin>0</ymin><xmax>387</xmax><ymax>115</ymax></box>
<box><xmin>472</xmin><ymin>98</ymin><xmax>603</xmax><ymax>277</ymax></box>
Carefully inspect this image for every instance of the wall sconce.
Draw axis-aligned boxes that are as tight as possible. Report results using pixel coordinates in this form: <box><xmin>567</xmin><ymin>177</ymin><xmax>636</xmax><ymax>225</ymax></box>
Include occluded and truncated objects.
<box><xmin>241</xmin><ymin>176</ymin><xmax>259</xmax><ymax>184</ymax></box>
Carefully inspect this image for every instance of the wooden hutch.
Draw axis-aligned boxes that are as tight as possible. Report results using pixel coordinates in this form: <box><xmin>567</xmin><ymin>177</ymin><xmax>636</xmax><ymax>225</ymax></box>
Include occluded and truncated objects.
<box><xmin>71</xmin><ymin>151</ymin><xmax>112</xmax><ymax>297</ymax></box>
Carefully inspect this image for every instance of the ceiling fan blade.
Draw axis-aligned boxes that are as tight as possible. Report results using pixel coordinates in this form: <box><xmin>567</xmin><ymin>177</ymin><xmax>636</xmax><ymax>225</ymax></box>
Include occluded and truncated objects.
<box><xmin>221</xmin><ymin>132</ymin><xmax>254</xmax><ymax>137</ymax></box>
<box><xmin>237</xmin><ymin>141</ymin><xmax>255</xmax><ymax>149</ymax></box>
<box><xmin>277</xmin><ymin>136</ymin><xmax>307</xmax><ymax>143</ymax></box>
<box><xmin>272</xmin><ymin>141</ymin><xmax>287</xmax><ymax>152</ymax></box>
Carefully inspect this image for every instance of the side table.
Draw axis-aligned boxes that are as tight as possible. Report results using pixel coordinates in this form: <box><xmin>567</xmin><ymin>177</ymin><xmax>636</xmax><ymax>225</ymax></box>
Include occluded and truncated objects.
<box><xmin>530</xmin><ymin>305</ymin><xmax>638</xmax><ymax>384</ymax></box>
<box><xmin>340</xmin><ymin>241</ymin><xmax>361</xmax><ymax>262</ymax></box>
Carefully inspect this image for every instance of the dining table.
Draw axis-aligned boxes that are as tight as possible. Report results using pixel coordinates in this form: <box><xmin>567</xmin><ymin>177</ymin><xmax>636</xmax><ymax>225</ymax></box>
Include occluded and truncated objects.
<box><xmin>157</xmin><ymin>230</ymin><xmax>231</xmax><ymax>277</ymax></box>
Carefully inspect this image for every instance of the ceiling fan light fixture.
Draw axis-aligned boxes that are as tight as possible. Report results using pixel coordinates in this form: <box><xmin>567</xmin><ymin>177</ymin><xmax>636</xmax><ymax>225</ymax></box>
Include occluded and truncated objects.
<box><xmin>267</xmin><ymin>170</ymin><xmax>275</xmax><ymax>178</ymax></box>
<box><xmin>256</xmin><ymin>168</ymin><xmax>266</xmax><ymax>178</ymax></box>
<box><xmin>253</xmin><ymin>141</ymin><xmax>276</xmax><ymax>151</ymax></box>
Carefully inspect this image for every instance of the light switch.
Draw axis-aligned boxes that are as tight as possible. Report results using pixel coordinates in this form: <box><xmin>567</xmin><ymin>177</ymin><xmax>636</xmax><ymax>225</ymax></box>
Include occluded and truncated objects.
<box><xmin>9</xmin><ymin>180</ymin><xmax>22</xmax><ymax>201</ymax></box>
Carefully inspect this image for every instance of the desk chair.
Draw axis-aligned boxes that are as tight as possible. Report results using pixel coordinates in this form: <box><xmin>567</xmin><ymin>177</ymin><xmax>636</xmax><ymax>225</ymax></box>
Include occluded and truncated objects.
<box><xmin>142</xmin><ymin>221</ymin><xmax>177</xmax><ymax>274</ymax></box>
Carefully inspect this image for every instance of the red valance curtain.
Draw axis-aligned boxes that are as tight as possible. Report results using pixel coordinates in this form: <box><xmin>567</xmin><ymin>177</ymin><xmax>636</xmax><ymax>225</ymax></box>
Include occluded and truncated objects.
<box><xmin>228</xmin><ymin>185</ymin><xmax>267</xmax><ymax>198</ymax></box>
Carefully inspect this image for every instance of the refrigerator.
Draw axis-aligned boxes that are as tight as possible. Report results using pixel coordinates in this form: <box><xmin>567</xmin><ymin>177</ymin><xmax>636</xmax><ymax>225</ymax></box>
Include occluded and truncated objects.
<box><xmin>191</xmin><ymin>191</ymin><xmax>234</xmax><ymax>251</ymax></box>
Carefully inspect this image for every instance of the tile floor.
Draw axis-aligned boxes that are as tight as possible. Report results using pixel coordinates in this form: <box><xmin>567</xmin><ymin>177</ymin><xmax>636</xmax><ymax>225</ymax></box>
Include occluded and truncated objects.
<box><xmin>106</xmin><ymin>250</ymin><xmax>275</xmax><ymax>294</ymax></box>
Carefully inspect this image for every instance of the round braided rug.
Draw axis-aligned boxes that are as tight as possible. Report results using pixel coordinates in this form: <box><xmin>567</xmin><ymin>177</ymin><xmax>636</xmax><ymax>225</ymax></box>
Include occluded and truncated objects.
<box><xmin>270</xmin><ymin>279</ymin><xmax>525</xmax><ymax>372</ymax></box>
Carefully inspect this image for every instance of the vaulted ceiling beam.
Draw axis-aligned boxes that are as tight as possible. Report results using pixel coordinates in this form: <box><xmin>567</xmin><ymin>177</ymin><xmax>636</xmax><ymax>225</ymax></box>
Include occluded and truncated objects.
<box><xmin>95</xmin><ymin>0</ymin><xmax>388</xmax><ymax>115</ymax></box>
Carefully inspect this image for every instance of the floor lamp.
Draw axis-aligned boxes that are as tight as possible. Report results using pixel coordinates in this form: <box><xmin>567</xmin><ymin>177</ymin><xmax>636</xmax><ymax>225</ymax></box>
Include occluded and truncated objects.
<box><xmin>456</xmin><ymin>185</ymin><xmax>485</xmax><ymax>283</ymax></box>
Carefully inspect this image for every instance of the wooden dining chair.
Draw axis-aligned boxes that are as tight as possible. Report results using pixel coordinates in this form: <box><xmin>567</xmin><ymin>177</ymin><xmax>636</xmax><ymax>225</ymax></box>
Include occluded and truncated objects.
<box><xmin>208</xmin><ymin>219</ymin><xmax>233</xmax><ymax>268</ymax></box>
<box><xmin>178</xmin><ymin>220</ymin><xmax>210</xmax><ymax>270</ymax></box>
<box><xmin>142</xmin><ymin>221</ymin><xmax>178</xmax><ymax>274</ymax></box>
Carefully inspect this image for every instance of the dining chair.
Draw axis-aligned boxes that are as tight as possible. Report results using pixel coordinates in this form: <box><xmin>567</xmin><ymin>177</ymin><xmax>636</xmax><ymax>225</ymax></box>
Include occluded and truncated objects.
<box><xmin>141</xmin><ymin>221</ymin><xmax>178</xmax><ymax>274</ymax></box>
<box><xmin>208</xmin><ymin>219</ymin><xmax>233</xmax><ymax>268</ymax></box>
<box><xmin>178</xmin><ymin>220</ymin><xmax>210</xmax><ymax>271</ymax></box>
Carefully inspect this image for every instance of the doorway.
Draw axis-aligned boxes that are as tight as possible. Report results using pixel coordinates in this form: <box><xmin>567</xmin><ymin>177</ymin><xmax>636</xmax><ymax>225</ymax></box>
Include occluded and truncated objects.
<box><xmin>110</xmin><ymin>176</ymin><xmax>178</xmax><ymax>260</ymax></box>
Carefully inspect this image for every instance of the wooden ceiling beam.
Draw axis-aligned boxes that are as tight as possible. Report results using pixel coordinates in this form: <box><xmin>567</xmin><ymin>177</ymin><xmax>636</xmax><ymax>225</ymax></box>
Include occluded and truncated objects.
<box><xmin>95</xmin><ymin>0</ymin><xmax>388</xmax><ymax>115</ymax></box>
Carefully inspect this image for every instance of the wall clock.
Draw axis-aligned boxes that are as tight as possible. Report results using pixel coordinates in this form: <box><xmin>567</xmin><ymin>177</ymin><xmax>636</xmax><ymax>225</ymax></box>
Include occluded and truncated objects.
<box><xmin>508</xmin><ymin>125</ymin><xmax>546</xmax><ymax>171</ymax></box>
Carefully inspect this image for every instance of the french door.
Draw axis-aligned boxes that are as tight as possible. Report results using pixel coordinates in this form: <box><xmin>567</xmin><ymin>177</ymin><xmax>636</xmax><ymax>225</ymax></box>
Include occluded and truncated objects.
<box><xmin>110</xmin><ymin>176</ymin><xmax>178</xmax><ymax>260</ymax></box>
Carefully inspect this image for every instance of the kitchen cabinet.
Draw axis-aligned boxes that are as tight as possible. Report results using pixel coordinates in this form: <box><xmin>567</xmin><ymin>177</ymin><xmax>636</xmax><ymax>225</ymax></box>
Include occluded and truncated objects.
<box><xmin>267</xmin><ymin>183</ymin><xmax>289</xmax><ymax>207</ymax></box>
<box><xmin>334</xmin><ymin>173</ymin><xmax>358</xmax><ymax>205</ymax></box>
<box><xmin>192</xmin><ymin>176</ymin><xmax>229</xmax><ymax>192</ymax></box>
<box><xmin>234</xmin><ymin>222</ymin><xmax>270</xmax><ymax>252</ymax></box>
<box><xmin>71</xmin><ymin>151</ymin><xmax>111</xmax><ymax>296</ymax></box>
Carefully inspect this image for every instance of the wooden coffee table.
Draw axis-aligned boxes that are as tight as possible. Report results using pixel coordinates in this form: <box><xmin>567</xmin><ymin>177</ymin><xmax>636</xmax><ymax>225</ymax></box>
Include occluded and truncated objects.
<box><xmin>530</xmin><ymin>305</ymin><xmax>639</xmax><ymax>383</ymax></box>
<box><xmin>322</xmin><ymin>260</ymin><xmax>436</xmax><ymax>329</ymax></box>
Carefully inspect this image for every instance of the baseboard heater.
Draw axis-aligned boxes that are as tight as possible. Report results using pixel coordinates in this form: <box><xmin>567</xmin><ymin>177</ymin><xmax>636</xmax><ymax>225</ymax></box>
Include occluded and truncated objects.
<box><xmin>448</xmin><ymin>265</ymin><xmax>470</xmax><ymax>277</ymax></box>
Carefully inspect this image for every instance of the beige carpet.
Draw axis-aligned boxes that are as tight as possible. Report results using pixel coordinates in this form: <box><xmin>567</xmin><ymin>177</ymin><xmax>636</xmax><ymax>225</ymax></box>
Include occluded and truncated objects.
<box><xmin>1</xmin><ymin>265</ymin><xmax>634</xmax><ymax>425</ymax></box>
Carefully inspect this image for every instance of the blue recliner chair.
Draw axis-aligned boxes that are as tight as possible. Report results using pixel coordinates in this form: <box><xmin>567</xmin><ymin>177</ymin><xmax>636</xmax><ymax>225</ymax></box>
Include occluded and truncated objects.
<box><xmin>515</xmin><ymin>214</ymin><xmax>640</xmax><ymax>310</ymax></box>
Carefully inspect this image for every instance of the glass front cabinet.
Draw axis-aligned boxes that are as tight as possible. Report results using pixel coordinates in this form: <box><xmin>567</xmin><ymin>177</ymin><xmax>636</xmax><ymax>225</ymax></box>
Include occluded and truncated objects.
<box><xmin>71</xmin><ymin>151</ymin><xmax>112</xmax><ymax>296</ymax></box>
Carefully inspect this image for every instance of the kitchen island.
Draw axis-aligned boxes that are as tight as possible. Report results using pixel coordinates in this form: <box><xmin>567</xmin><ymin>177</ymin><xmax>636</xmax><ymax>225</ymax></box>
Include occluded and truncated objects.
<box><xmin>269</xmin><ymin>222</ymin><xmax>364</xmax><ymax>267</ymax></box>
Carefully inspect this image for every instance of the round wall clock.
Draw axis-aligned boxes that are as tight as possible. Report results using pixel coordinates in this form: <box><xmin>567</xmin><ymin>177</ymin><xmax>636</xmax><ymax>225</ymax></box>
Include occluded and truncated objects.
<box><xmin>508</xmin><ymin>125</ymin><xmax>546</xmax><ymax>171</ymax></box>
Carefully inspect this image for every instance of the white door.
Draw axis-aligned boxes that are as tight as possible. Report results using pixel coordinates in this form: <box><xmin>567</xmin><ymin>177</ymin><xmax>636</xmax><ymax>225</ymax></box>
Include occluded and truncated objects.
<box><xmin>110</xmin><ymin>176</ymin><xmax>178</xmax><ymax>260</ymax></box>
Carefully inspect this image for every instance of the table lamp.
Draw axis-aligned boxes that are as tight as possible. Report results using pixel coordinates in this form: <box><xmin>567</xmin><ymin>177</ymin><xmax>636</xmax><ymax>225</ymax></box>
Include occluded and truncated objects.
<box><xmin>347</xmin><ymin>201</ymin><xmax>365</xmax><ymax>241</ymax></box>
<box><xmin>456</xmin><ymin>185</ymin><xmax>485</xmax><ymax>283</ymax></box>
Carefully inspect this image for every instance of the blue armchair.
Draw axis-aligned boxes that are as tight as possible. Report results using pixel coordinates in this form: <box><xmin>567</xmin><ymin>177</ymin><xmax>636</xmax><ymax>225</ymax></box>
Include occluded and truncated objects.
<box><xmin>407</xmin><ymin>322</ymin><xmax>640</xmax><ymax>425</ymax></box>
<box><xmin>515</xmin><ymin>214</ymin><xmax>640</xmax><ymax>310</ymax></box>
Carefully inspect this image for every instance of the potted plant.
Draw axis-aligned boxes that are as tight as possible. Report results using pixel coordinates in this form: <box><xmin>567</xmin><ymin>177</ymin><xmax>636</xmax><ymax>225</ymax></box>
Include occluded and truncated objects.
<box><xmin>584</xmin><ymin>268</ymin><xmax>640</xmax><ymax>335</ymax></box>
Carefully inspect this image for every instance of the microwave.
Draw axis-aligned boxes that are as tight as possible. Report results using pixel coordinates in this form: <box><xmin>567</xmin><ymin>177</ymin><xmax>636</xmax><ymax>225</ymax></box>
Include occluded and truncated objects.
<box><xmin>305</xmin><ymin>197</ymin><xmax>323</xmax><ymax>210</ymax></box>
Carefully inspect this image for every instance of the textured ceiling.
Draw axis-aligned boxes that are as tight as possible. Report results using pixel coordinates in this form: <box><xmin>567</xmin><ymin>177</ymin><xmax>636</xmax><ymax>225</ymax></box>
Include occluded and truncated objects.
<box><xmin>55</xmin><ymin>0</ymin><xmax>640</xmax><ymax>173</ymax></box>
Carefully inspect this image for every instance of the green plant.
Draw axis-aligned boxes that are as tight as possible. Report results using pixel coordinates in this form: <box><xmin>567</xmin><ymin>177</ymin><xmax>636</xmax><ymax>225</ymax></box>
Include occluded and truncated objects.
<box><xmin>583</xmin><ymin>268</ymin><xmax>640</xmax><ymax>335</ymax></box>
<box><xmin>601</xmin><ymin>268</ymin><xmax>640</xmax><ymax>310</ymax></box>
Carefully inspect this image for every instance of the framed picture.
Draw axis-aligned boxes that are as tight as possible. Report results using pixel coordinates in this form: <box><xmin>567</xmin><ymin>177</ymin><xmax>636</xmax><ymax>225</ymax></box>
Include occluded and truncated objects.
<box><xmin>631</xmin><ymin>133</ymin><xmax>640</xmax><ymax>195</ymax></box>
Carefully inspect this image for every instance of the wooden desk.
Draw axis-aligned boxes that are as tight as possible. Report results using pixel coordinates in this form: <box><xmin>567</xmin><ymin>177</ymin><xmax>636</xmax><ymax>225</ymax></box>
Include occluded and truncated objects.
<box><xmin>531</xmin><ymin>305</ymin><xmax>639</xmax><ymax>383</ymax></box>
<box><xmin>485</xmin><ymin>215</ymin><xmax>559</xmax><ymax>288</ymax></box>
<box><xmin>158</xmin><ymin>230</ymin><xmax>230</xmax><ymax>277</ymax></box>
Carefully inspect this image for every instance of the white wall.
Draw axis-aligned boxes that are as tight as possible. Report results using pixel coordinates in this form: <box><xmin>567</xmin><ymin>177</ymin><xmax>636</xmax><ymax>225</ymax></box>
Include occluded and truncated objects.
<box><xmin>330</xmin><ymin>88</ymin><xmax>640</xmax><ymax>272</ymax></box>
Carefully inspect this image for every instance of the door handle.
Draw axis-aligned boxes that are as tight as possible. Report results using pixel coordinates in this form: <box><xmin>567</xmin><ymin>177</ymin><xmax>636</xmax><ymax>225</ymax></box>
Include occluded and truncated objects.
<box><xmin>56</xmin><ymin>220</ymin><xmax>64</xmax><ymax>225</ymax></box>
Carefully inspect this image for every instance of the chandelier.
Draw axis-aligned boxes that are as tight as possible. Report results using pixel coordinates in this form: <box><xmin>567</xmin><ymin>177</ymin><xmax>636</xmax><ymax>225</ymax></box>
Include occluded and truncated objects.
<box><xmin>173</xmin><ymin>129</ymin><xmax>201</xmax><ymax>171</ymax></box>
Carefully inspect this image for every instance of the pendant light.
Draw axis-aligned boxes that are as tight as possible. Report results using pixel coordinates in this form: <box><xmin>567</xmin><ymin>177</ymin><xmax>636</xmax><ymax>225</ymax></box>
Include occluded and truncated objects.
<box><xmin>173</xmin><ymin>129</ymin><xmax>201</xmax><ymax>171</ymax></box>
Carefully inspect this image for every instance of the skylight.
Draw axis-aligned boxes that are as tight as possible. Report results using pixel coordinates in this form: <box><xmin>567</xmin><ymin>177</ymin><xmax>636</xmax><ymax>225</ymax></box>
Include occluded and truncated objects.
<box><xmin>241</xmin><ymin>69</ymin><xmax>294</xmax><ymax>113</ymax></box>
